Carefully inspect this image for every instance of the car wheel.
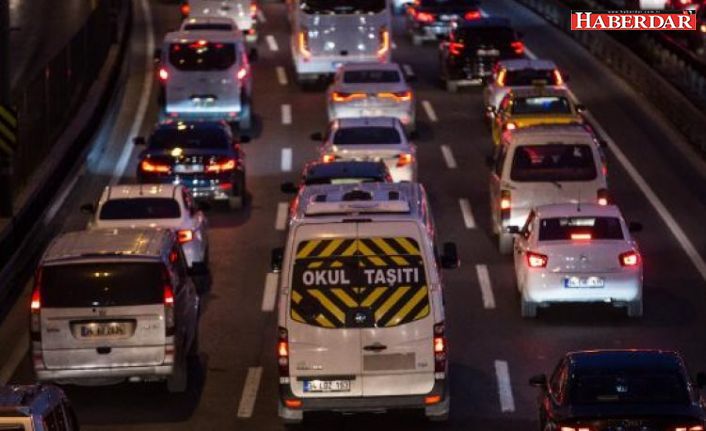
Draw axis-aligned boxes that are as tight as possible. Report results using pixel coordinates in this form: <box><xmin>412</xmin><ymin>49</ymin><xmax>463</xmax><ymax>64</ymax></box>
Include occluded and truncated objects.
<box><xmin>498</xmin><ymin>232</ymin><xmax>514</xmax><ymax>255</ymax></box>
<box><xmin>446</xmin><ymin>80</ymin><xmax>459</xmax><ymax>93</ymax></box>
<box><xmin>239</xmin><ymin>93</ymin><xmax>253</xmax><ymax>132</ymax></box>
<box><xmin>521</xmin><ymin>297</ymin><xmax>538</xmax><ymax>318</ymax></box>
<box><xmin>167</xmin><ymin>355</ymin><xmax>188</xmax><ymax>393</ymax></box>
<box><xmin>627</xmin><ymin>299</ymin><xmax>643</xmax><ymax>318</ymax></box>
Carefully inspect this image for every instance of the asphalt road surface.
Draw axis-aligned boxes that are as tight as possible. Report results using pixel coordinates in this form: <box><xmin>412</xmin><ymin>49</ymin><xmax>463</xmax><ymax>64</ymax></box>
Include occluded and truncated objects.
<box><xmin>5</xmin><ymin>0</ymin><xmax>706</xmax><ymax>429</ymax></box>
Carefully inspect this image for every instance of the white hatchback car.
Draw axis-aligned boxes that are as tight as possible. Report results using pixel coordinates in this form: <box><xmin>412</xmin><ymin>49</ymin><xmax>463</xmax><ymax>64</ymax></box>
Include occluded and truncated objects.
<box><xmin>314</xmin><ymin>117</ymin><xmax>417</xmax><ymax>183</ymax></box>
<box><xmin>511</xmin><ymin>203</ymin><xmax>643</xmax><ymax>318</ymax></box>
<box><xmin>82</xmin><ymin>184</ymin><xmax>209</xmax><ymax>275</ymax></box>
<box><xmin>327</xmin><ymin>63</ymin><xmax>416</xmax><ymax>133</ymax></box>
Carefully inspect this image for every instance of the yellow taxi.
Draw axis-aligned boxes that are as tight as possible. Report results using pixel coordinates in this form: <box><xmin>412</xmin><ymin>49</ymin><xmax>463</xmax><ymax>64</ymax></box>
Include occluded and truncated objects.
<box><xmin>489</xmin><ymin>87</ymin><xmax>586</xmax><ymax>146</ymax></box>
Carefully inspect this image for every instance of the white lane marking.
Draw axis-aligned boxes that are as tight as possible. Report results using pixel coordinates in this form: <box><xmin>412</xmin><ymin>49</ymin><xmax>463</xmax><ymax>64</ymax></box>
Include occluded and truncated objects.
<box><xmin>262</xmin><ymin>273</ymin><xmax>279</xmax><ymax>311</ymax></box>
<box><xmin>281</xmin><ymin>148</ymin><xmax>293</xmax><ymax>172</ymax></box>
<box><xmin>281</xmin><ymin>104</ymin><xmax>292</xmax><ymax>125</ymax></box>
<box><xmin>494</xmin><ymin>360</ymin><xmax>516</xmax><ymax>413</ymax></box>
<box><xmin>256</xmin><ymin>9</ymin><xmax>266</xmax><ymax>23</ymax></box>
<box><xmin>476</xmin><ymin>264</ymin><xmax>496</xmax><ymax>309</ymax></box>
<box><xmin>110</xmin><ymin>0</ymin><xmax>154</xmax><ymax>185</ymax></box>
<box><xmin>44</xmin><ymin>166</ymin><xmax>84</xmax><ymax>224</ymax></box>
<box><xmin>392</xmin><ymin>40</ymin><xmax>398</xmax><ymax>50</ymax></box>
<box><xmin>402</xmin><ymin>64</ymin><xmax>415</xmax><ymax>78</ymax></box>
<box><xmin>275</xmin><ymin>202</ymin><xmax>289</xmax><ymax>231</ymax></box>
<box><xmin>441</xmin><ymin>145</ymin><xmax>457</xmax><ymax>169</ymax></box>
<box><xmin>422</xmin><ymin>100</ymin><xmax>438</xmax><ymax>122</ymax></box>
<box><xmin>459</xmin><ymin>198</ymin><xmax>476</xmax><ymax>229</ymax></box>
<box><xmin>0</xmin><ymin>332</ymin><xmax>28</xmax><ymax>385</ymax></box>
<box><xmin>237</xmin><ymin>367</ymin><xmax>263</xmax><ymax>418</ymax></box>
<box><xmin>266</xmin><ymin>35</ymin><xmax>279</xmax><ymax>52</ymax></box>
<box><xmin>276</xmin><ymin>66</ymin><xmax>288</xmax><ymax>86</ymax></box>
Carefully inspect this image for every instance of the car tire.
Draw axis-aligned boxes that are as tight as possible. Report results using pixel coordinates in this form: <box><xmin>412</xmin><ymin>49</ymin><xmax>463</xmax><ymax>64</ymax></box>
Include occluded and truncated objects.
<box><xmin>521</xmin><ymin>297</ymin><xmax>538</xmax><ymax>318</ymax></box>
<box><xmin>446</xmin><ymin>80</ymin><xmax>459</xmax><ymax>93</ymax></box>
<box><xmin>498</xmin><ymin>233</ymin><xmax>514</xmax><ymax>255</ymax></box>
<box><xmin>627</xmin><ymin>299</ymin><xmax>643</xmax><ymax>318</ymax></box>
<box><xmin>167</xmin><ymin>355</ymin><xmax>188</xmax><ymax>393</ymax></box>
<box><xmin>239</xmin><ymin>94</ymin><xmax>253</xmax><ymax>132</ymax></box>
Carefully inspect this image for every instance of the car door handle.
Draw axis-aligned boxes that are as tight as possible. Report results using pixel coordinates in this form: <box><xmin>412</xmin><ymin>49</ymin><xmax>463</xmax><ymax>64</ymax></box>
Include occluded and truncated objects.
<box><xmin>363</xmin><ymin>343</ymin><xmax>387</xmax><ymax>352</ymax></box>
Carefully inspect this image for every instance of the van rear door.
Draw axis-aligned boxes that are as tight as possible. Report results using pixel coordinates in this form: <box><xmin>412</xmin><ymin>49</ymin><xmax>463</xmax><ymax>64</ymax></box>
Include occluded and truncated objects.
<box><xmin>39</xmin><ymin>261</ymin><xmax>167</xmax><ymax>370</ymax></box>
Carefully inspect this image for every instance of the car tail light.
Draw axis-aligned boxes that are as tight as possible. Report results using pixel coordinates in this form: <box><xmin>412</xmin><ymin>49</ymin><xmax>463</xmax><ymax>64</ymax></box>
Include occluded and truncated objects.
<box><xmin>237</xmin><ymin>66</ymin><xmax>248</xmax><ymax>80</ymax></box>
<box><xmin>30</xmin><ymin>269</ymin><xmax>42</xmax><ymax>341</ymax></box>
<box><xmin>206</xmin><ymin>158</ymin><xmax>237</xmax><ymax>173</ymax></box>
<box><xmin>597</xmin><ymin>188</ymin><xmax>609</xmax><ymax>206</ymax></box>
<box><xmin>571</xmin><ymin>233</ymin><xmax>592</xmax><ymax>241</ymax></box>
<box><xmin>701</xmin><ymin>24</ymin><xmax>706</xmax><ymax>33</ymax></box>
<box><xmin>277</xmin><ymin>327</ymin><xmax>290</xmax><ymax>377</ymax></box>
<box><xmin>298</xmin><ymin>30</ymin><xmax>311</xmax><ymax>59</ymax></box>
<box><xmin>500</xmin><ymin>189</ymin><xmax>511</xmax><ymax>221</ymax></box>
<box><xmin>284</xmin><ymin>399</ymin><xmax>302</xmax><ymax>408</ymax></box>
<box><xmin>619</xmin><ymin>251</ymin><xmax>640</xmax><ymax>267</ymax></box>
<box><xmin>250</xmin><ymin>3</ymin><xmax>258</xmax><ymax>17</ymax></box>
<box><xmin>378</xmin><ymin>91</ymin><xmax>412</xmax><ymax>102</ymax></box>
<box><xmin>158</xmin><ymin>67</ymin><xmax>168</xmax><ymax>82</ymax></box>
<box><xmin>496</xmin><ymin>69</ymin><xmax>507</xmax><ymax>86</ymax></box>
<box><xmin>397</xmin><ymin>153</ymin><xmax>414</xmax><ymax>167</ymax></box>
<box><xmin>675</xmin><ymin>426</ymin><xmax>704</xmax><ymax>431</ymax></box>
<box><xmin>449</xmin><ymin>41</ymin><xmax>465</xmax><ymax>56</ymax></box>
<box><xmin>163</xmin><ymin>268</ymin><xmax>175</xmax><ymax>336</ymax></box>
<box><xmin>553</xmin><ymin>69</ymin><xmax>564</xmax><ymax>85</ymax></box>
<box><xmin>177</xmin><ymin>229</ymin><xmax>193</xmax><ymax>244</ymax></box>
<box><xmin>504</xmin><ymin>122</ymin><xmax>517</xmax><ymax>131</ymax></box>
<box><xmin>140</xmin><ymin>160</ymin><xmax>171</xmax><ymax>173</ymax></box>
<box><xmin>464</xmin><ymin>10</ymin><xmax>481</xmax><ymax>20</ymax></box>
<box><xmin>331</xmin><ymin>91</ymin><xmax>366</xmax><ymax>103</ymax></box>
<box><xmin>414</xmin><ymin>11</ymin><xmax>435</xmax><ymax>23</ymax></box>
<box><xmin>526</xmin><ymin>251</ymin><xmax>548</xmax><ymax>268</ymax></box>
<box><xmin>511</xmin><ymin>40</ymin><xmax>525</xmax><ymax>55</ymax></box>
<box><xmin>180</xmin><ymin>2</ymin><xmax>190</xmax><ymax>17</ymax></box>
<box><xmin>560</xmin><ymin>427</ymin><xmax>592</xmax><ymax>431</ymax></box>
<box><xmin>377</xmin><ymin>28</ymin><xmax>390</xmax><ymax>58</ymax></box>
<box><xmin>425</xmin><ymin>395</ymin><xmax>442</xmax><ymax>405</ymax></box>
<box><xmin>322</xmin><ymin>154</ymin><xmax>336</xmax><ymax>163</ymax></box>
<box><xmin>433</xmin><ymin>322</ymin><xmax>447</xmax><ymax>373</ymax></box>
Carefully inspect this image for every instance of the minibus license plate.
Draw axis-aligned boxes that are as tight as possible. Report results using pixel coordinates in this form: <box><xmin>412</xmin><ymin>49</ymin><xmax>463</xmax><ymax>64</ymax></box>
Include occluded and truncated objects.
<box><xmin>80</xmin><ymin>322</ymin><xmax>128</xmax><ymax>338</ymax></box>
<box><xmin>304</xmin><ymin>379</ymin><xmax>351</xmax><ymax>393</ymax></box>
<box><xmin>564</xmin><ymin>276</ymin><xmax>605</xmax><ymax>288</ymax></box>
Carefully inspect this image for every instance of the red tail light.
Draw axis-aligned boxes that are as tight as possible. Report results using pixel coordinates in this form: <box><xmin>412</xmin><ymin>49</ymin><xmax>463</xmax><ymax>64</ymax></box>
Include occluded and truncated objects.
<box><xmin>180</xmin><ymin>2</ymin><xmax>190</xmax><ymax>17</ymax></box>
<box><xmin>397</xmin><ymin>153</ymin><xmax>414</xmax><ymax>167</ymax></box>
<box><xmin>500</xmin><ymin>190</ymin><xmax>511</xmax><ymax>220</ymax></box>
<box><xmin>163</xmin><ymin>268</ymin><xmax>175</xmax><ymax>336</ymax></box>
<box><xmin>414</xmin><ymin>11</ymin><xmax>435</xmax><ymax>23</ymax></box>
<box><xmin>298</xmin><ymin>31</ymin><xmax>311</xmax><ymax>59</ymax></box>
<box><xmin>277</xmin><ymin>327</ymin><xmax>290</xmax><ymax>377</ymax></box>
<box><xmin>378</xmin><ymin>91</ymin><xmax>412</xmax><ymax>102</ymax></box>
<box><xmin>377</xmin><ymin>29</ymin><xmax>390</xmax><ymax>58</ymax></box>
<box><xmin>700</xmin><ymin>24</ymin><xmax>706</xmax><ymax>33</ymax></box>
<box><xmin>504</xmin><ymin>122</ymin><xmax>517</xmax><ymax>131</ymax></box>
<box><xmin>496</xmin><ymin>69</ymin><xmax>507</xmax><ymax>87</ymax></box>
<box><xmin>158</xmin><ymin>67</ymin><xmax>169</xmax><ymax>82</ymax></box>
<box><xmin>526</xmin><ymin>251</ymin><xmax>548</xmax><ymax>268</ymax></box>
<box><xmin>553</xmin><ymin>69</ymin><xmax>564</xmax><ymax>86</ymax></box>
<box><xmin>250</xmin><ymin>3</ymin><xmax>258</xmax><ymax>16</ymax></box>
<box><xmin>597</xmin><ymin>188</ymin><xmax>609</xmax><ymax>206</ymax></box>
<box><xmin>322</xmin><ymin>154</ymin><xmax>336</xmax><ymax>163</ymax></box>
<box><xmin>511</xmin><ymin>40</ymin><xmax>525</xmax><ymax>55</ymax></box>
<box><xmin>675</xmin><ymin>426</ymin><xmax>704</xmax><ymax>431</ymax></box>
<box><xmin>559</xmin><ymin>427</ymin><xmax>592</xmax><ymax>431</ymax></box>
<box><xmin>331</xmin><ymin>91</ymin><xmax>366</xmax><ymax>103</ymax></box>
<box><xmin>206</xmin><ymin>158</ymin><xmax>237</xmax><ymax>173</ymax></box>
<box><xmin>464</xmin><ymin>10</ymin><xmax>481</xmax><ymax>20</ymax></box>
<box><xmin>140</xmin><ymin>160</ymin><xmax>171</xmax><ymax>174</ymax></box>
<box><xmin>30</xmin><ymin>269</ymin><xmax>42</xmax><ymax>340</ymax></box>
<box><xmin>177</xmin><ymin>229</ymin><xmax>193</xmax><ymax>244</ymax></box>
<box><xmin>449</xmin><ymin>42</ymin><xmax>465</xmax><ymax>56</ymax></box>
<box><xmin>619</xmin><ymin>251</ymin><xmax>640</xmax><ymax>267</ymax></box>
<box><xmin>237</xmin><ymin>67</ymin><xmax>248</xmax><ymax>80</ymax></box>
<box><xmin>433</xmin><ymin>322</ymin><xmax>447</xmax><ymax>373</ymax></box>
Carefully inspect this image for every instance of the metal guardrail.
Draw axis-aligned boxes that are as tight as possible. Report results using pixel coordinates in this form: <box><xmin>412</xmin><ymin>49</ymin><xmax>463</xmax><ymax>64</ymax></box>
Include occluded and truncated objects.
<box><xmin>514</xmin><ymin>0</ymin><xmax>706</xmax><ymax>155</ymax></box>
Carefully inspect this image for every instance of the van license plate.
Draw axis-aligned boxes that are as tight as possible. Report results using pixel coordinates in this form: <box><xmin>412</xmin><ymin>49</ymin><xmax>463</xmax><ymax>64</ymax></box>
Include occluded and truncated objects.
<box><xmin>80</xmin><ymin>322</ymin><xmax>129</xmax><ymax>338</ymax></box>
<box><xmin>303</xmin><ymin>379</ymin><xmax>351</xmax><ymax>393</ymax></box>
<box><xmin>564</xmin><ymin>276</ymin><xmax>605</xmax><ymax>288</ymax></box>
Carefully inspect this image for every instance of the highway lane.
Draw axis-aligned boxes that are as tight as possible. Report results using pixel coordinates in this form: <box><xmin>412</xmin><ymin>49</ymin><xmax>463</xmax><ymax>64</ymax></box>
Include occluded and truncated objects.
<box><xmin>3</xmin><ymin>0</ymin><xmax>706</xmax><ymax>429</ymax></box>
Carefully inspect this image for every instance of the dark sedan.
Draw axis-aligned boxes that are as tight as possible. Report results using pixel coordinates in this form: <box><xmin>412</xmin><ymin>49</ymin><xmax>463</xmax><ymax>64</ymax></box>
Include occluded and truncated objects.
<box><xmin>405</xmin><ymin>0</ymin><xmax>481</xmax><ymax>45</ymax></box>
<box><xmin>135</xmin><ymin>121</ymin><xmax>247</xmax><ymax>210</ymax></box>
<box><xmin>530</xmin><ymin>350</ymin><xmax>706</xmax><ymax>431</ymax></box>
<box><xmin>281</xmin><ymin>160</ymin><xmax>392</xmax><ymax>193</ymax></box>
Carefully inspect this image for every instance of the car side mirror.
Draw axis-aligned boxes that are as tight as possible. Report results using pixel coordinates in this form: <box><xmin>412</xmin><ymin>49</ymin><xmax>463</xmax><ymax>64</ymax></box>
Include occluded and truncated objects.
<box><xmin>271</xmin><ymin>247</ymin><xmax>284</xmax><ymax>272</ymax></box>
<box><xmin>310</xmin><ymin>132</ymin><xmax>324</xmax><ymax>141</ymax></box>
<box><xmin>153</xmin><ymin>48</ymin><xmax>162</xmax><ymax>63</ymax></box>
<box><xmin>485</xmin><ymin>155</ymin><xmax>495</xmax><ymax>168</ymax></box>
<box><xmin>440</xmin><ymin>242</ymin><xmax>460</xmax><ymax>269</ymax></box>
<box><xmin>80</xmin><ymin>203</ymin><xmax>95</xmax><ymax>215</ymax></box>
<box><xmin>696</xmin><ymin>372</ymin><xmax>706</xmax><ymax>388</ymax></box>
<box><xmin>133</xmin><ymin>136</ymin><xmax>146</xmax><ymax>146</ymax></box>
<box><xmin>281</xmin><ymin>182</ymin><xmax>298</xmax><ymax>194</ymax></box>
<box><xmin>239</xmin><ymin>135</ymin><xmax>251</xmax><ymax>144</ymax></box>
<box><xmin>249</xmin><ymin>48</ymin><xmax>259</xmax><ymax>62</ymax></box>
<box><xmin>506</xmin><ymin>226</ymin><xmax>521</xmax><ymax>235</ymax></box>
<box><xmin>197</xmin><ymin>201</ymin><xmax>211</xmax><ymax>211</ymax></box>
<box><xmin>628</xmin><ymin>222</ymin><xmax>643</xmax><ymax>233</ymax></box>
<box><xmin>575</xmin><ymin>104</ymin><xmax>587</xmax><ymax>113</ymax></box>
<box><xmin>529</xmin><ymin>374</ymin><xmax>547</xmax><ymax>388</ymax></box>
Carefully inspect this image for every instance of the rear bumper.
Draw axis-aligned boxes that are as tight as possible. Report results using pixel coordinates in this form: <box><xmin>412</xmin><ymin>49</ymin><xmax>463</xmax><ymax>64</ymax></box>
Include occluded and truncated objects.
<box><xmin>328</xmin><ymin>104</ymin><xmax>415</xmax><ymax>128</ymax></box>
<box><xmin>35</xmin><ymin>363</ymin><xmax>174</xmax><ymax>384</ymax></box>
<box><xmin>294</xmin><ymin>53</ymin><xmax>390</xmax><ymax>76</ymax></box>
<box><xmin>523</xmin><ymin>271</ymin><xmax>642</xmax><ymax>304</ymax></box>
<box><xmin>163</xmin><ymin>109</ymin><xmax>241</xmax><ymax>122</ymax></box>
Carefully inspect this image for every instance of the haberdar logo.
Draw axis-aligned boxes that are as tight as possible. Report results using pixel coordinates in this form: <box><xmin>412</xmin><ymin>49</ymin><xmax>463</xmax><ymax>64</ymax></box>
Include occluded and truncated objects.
<box><xmin>571</xmin><ymin>10</ymin><xmax>697</xmax><ymax>31</ymax></box>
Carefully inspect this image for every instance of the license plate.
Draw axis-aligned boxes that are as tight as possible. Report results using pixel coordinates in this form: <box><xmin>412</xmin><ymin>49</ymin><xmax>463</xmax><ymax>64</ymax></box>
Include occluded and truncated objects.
<box><xmin>564</xmin><ymin>276</ymin><xmax>605</xmax><ymax>288</ymax></box>
<box><xmin>439</xmin><ymin>14</ymin><xmax>457</xmax><ymax>21</ymax></box>
<box><xmin>303</xmin><ymin>379</ymin><xmax>351</xmax><ymax>393</ymax></box>
<box><xmin>80</xmin><ymin>322</ymin><xmax>128</xmax><ymax>338</ymax></box>
<box><xmin>175</xmin><ymin>164</ymin><xmax>203</xmax><ymax>173</ymax></box>
<box><xmin>361</xmin><ymin>109</ymin><xmax>384</xmax><ymax>116</ymax></box>
<box><xmin>477</xmin><ymin>49</ymin><xmax>500</xmax><ymax>56</ymax></box>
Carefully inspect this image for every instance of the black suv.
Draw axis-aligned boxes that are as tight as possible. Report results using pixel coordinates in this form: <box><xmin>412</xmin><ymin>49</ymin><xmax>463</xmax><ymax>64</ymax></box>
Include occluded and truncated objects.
<box><xmin>439</xmin><ymin>17</ymin><xmax>524</xmax><ymax>92</ymax></box>
<box><xmin>405</xmin><ymin>0</ymin><xmax>481</xmax><ymax>45</ymax></box>
<box><xmin>135</xmin><ymin>121</ymin><xmax>247</xmax><ymax>209</ymax></box>
<box><xmin>530</xmin><ymin>350</ymin><xmax>706</xmax><ymax>431</ymax></box>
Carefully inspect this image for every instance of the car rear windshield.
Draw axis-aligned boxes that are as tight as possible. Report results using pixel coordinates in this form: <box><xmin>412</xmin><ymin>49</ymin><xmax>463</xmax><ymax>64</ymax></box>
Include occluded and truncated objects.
<box><xmin>571</xmin><ymin>370</ymin><xmax>690</xmax><ymax>405</ymax></box>
<box><xmin>290</xmin><ymin>237</ymin><xmax>430</xmax><ymax>328</ymax></box>
<box><xmin>40</xmin><ymin>262</ymin><xmax>165</xmax><ymax>308</ymax></box>
<box><xmin>168</xmin><ymin>42</ymin><xmax>236</xmax><ymax>71</ymax></box>
<box><xmin>99</xmin><ymin>198</ymin><xmax>181</xmax><ymax>220</ymax></box>
<box><xmin>539</xmin><ymin>217</ymin><xmax>624</xmax><ymax>241</ymax></box>
<box><xmin>420</xmin><ymin>0</ymin><xmax>479</xmax><ymax>7</ymax></box>
<box><xmin>333</xmin><ymin>127</ymin><xmax>402</xmax><ymax>146</ymax></box>
<box><xmin>510</xmin><ymin>144</ymin><xmax>597</xmax><ymax>182</ymax></box>
<box><xmin>149</xmin><ymin>127</ymin><xmax>230</xmax><ymax>150</ymax></box>
<box><xmin>182</xmin><ymin>23</ymin><xmax>234</xmax><ymax>31</ymax></box>
<box><xmin>505</xmin><ymin>69</ymin><xmax>558</xmax><ymax>86</ymax></box>
<box><xmin>511</xmin><ymin>96</ymin><xmax>572</xmax><ymax>115</ymax></box>
<box><xmin>343</xmin><ymin>70</ymin><xmax>401</xmax><ymax>84</ymax></box>
<box><xmin>301</xmin><ymin>0</ymin><xmax>386</xmax><ymax>14</ymax></box>
<box><xmin>457</xmin><ymin>27</ymin><xmax>514</xmax><ymax>46</ymax></box>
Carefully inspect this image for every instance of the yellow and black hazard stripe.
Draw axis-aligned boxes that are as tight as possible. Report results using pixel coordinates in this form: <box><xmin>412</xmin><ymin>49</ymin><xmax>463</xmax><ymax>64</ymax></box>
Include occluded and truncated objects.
<box><xmin>295</xmin><ymin>237</ymin><xmax>421</xmax><ymax>259</ymax></box>
<box><xmin>0</xmin><ymin>104</ymin><xmax>17</xmax><ymax>157</ymax></box>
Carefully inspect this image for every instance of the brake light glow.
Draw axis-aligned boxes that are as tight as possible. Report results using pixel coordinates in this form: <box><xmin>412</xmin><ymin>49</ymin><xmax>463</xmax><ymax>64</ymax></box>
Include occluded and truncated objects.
<box><xmin>277</xmin><ymin>327</ymin><xmax>290</xmax><ymax>377</ymax></box>
<box><xmin>397</xmin><ymin>153</ymin><xmax>414</xmax><ymax>167</ymax></box>
<box><xmin>701</xmin><ymin>24</ymin><xmax>706</xmax><ymax>33</ymax></box>
<box><xmin>571</xmin><ymin>233</ymin><xmax>592</xmax><ymax>241</ymax></box>
<box><xmin>177</xmin><ymin>229</ymin><xmax>194</xmax><ymax>244</ymax></box>
<box><xmin>500</xmin><ymin>189</ymin><xmax>511</xmax><ymax>221</ymax></box>
<box><xmin>597</xmin><ymin>188</ymin><xmax>609</xmax><ymax>206</ymax></box>
<box><xmin>298</xmin><ymin>31</ymin><xmax>311</xmax><ymax>59</ymax></box>
<box><xmin>553</xmin><ymin>69</ymin><xmax>564</xmax><ymax>85</ymax></box>
<box><xmin>180</xmin><ymin>2</ymin><xmax>190</xmax><ymax>17</ymax></box>
<box><xmin>378</xmin><ymin>91</ymin><xmax>412</xmax><ymax>102</ymax></box>
<box><xmin>30</xmin><ymin>269</ymin><xmax>42</xmax><ymax>340</ymax></box>
<box><xmin>206</xmin><ymin>158</ymin><xmax>237</xmax><ymax>173</ymax></box>
<box><xmin>158</xmin><ymin>68</ymin><xmax>168</xmax><ymax>82</ymax></box>
<box><xmin>560</xmin><ymin>427</ymin><xmax>592</xmax><ymax>431</ymax></box>
<box><xmin>505</xmin><ymin>122</ymin><xmax>517</xmax><ymax>131</ymax></box>
<box><xmin>331</xmin><ymin>91</ymin><xmax>366</xmax><ymax>103</ymax></box>
<box><xmin>284</xmin><ymin>399</ymin><xmax>302</xmax><ymax>408</ymax></box>
<box><xmin>620</xmin><ymin>251</ymin><xmax>640</xmax><ymax>267</ymax></box>
<box><xmin>526</xmin><ymin>251</ymin><xmax>548</xmax><ymax>268</ymax></box>
<box><xmin>675</xmin><ymin>426</ymin><xmax>704</xmax><ymax>431</ymax></box>
<box><xmin>496</xmin><ymin>69</ymin><xmax>507</xmax><ymax>87</ymax></box>
<box><xmin>464</xmin><ymin>10</ymin><xmax>481</xmax><ymax>20</ymax></box>
<box><xmin>140</xmin><ymin>160</ymin><xmax>171</xmax><ymax>173</ymax></box>
<box><xmin>511</xmin><ymin>40</ymin><xmax>525</xmax><ymax>55</ymax></box>
<box><xmin>250</xmin><ymin>3</ymin><xmax>257</xmax><ymax>16</ymax></box>
<box><xmin>164</xmin><ymin>285</ymin><xmax>175</xmax><ymax>306</ymax></box>
<box><xmin>425</xmin><ymin>395</ymin><xmax>442</xmax><ymax>405</ymax></box>
<box><xmin>31</xmin><ymin>287</ymin><xmax>41</xmax><ymax>311</ymax></box>
<box><xmin>414</xmin><ymin>11</ymin><xmax>435</xmax><ymax>23</ymax></box>
<box><xmin>377</xmin><ymin>29</ymin><xmax>390</xmax><ymax>58</ymax></box>
<box><xmin>322</xmin><ymin>154</ymin><xmax>336</xmax><ymax>163</ymax></box>
<box><xmin>433</xmin><ymin>322</ymin><xmax>447</xmax><ymax>373</ymax></box>
<box><xmin>237</xmin><ymin>67</ymin><xmax>248</xmax><ymax>80</ymax></box>
<box><xmin>449</xmin><ymin>41</ymin><xmax>465</xmax><ymax>56</ymax></box>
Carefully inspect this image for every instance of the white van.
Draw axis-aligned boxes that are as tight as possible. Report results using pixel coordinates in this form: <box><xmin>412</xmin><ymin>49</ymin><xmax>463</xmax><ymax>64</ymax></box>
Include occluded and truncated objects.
<box><xmin>272</xmin><ymin>182</ymin><xmax>459</xmax><ymax>424</ymax></box>
<box><xmin>181</xmin><ymin>0</ymin><xmax>259</xmax><ymax>42</ymax></box>
<box><xmin>156</xmin><ymin>28</ymin><xmax>254</xmax><ymax>130</ymax></box>
<box><xmin>489</xmin><ymin>124</ymin><xmax>609</xmax><ymax>254</ymax></box>
<box><xmin>289</xmin><ymin>0</ymin><xmax>392</xmax><ymax>85</ymax></box>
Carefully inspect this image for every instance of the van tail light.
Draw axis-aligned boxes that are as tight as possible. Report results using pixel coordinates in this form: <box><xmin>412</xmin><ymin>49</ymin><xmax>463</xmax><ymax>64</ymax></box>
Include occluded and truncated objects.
<box><xmin>379</xmin><ymin>91</ymin><xmax>412</xmax><ymax>102</ymax></box>
<box><xmin>526</xmin><ymin>251</ymin><xmax>548</xmax><ymax>268</ymax></box>
<box><xmin>449</xmin><ymin>42</ymin><xmax>465</xmax><ymax>56</ymax></box>
<box><xmin>433</xmin><ymin>322</ymin><xmax>447</xmax><ymax>374</ymax></box>
<box><xmin>250</xmin><ymin>3</ymin><xmax>258</xmax><ymax>17</ymax></box>
<box><xmin>597</xmin><ymin>188</ymin><xmax>609</xmax><ymax>206</ymax></box>
<box><xmin>377</xmin><ymin>28</ymin><xmax>390</xmax><ymax>58</ymax></box>
<box><xmin>277</xmin><ymin>327</ymin><xmax>290</xmax><ymax>377</ymax></box>
<box><xmin>619</xmin><ymin>251</ymin><xmax>640</xmax><ymax>267</ymax></box>
<box><xmin>140</xmin><ymin>160</ymin><xmax>171</xmax><ymax>174</ymax></box>
<box><xmin>298</xmin><ymin>30</ymin><xmax>311</xmax><ymax>59</ymax></box>
<box><xmin>496</xmin><ymin>69</ymin><xmax>507</xmax><ymax>87</ymax></box>
<box><xmin>553</xmin><ymin>69</ymin><xmax>564</xmax><ymax>86</ymax></box>
<box><xmin>464</xmin><ymin>10</ymin><xmax>481</xmax><ymax>20</ymax></box>
<box><xmin>163</xmin><ymin>268</ymin><xmax>175</xmax><ymax>337</ymax></box>
<box><xmin>397</xmin><ymin>153</ymin><xmax>414</xmax><ymax>167</ymax></box>
<box><xmin>180</xmin><ymin>2</ymin><xmax>190</xmax><ymax>17</ymax></box>
<box><xmin>500</xmin><ymin>190</ymin><xmax>511</xmax><ymax>221</ymax></box>
<box><xmin>331</xmin><ymin>91</ymin><xmax>366</xmax><ymax>103</ymax></box>
<box><xmin>322</xmin><ymin>154</ymin><xmax>336</xmax><ymax>163</ymax></box>
<box><xmin>158</xmin><ymin>67</ymin><xmax>169</xmax><ymax>82</ymax></box>
<box><xmin>30</xmin><ymin>269</ymin><xmax>42</xmax><ymax>341</ymax></box>
<box><xmin>237</xmin><ymin>66</ymin><xmax>248</xmax><ymax>80</ymax></box>
<box><xmin>414</xmin><ymin>11</ymin><xmax>435</xmax><ymax>23</ymax></box>
<box><xmin>177</xmin><ymin>229</ymin><xmax>194</xmax><ymax>244</ymax></box>
<box><xmin>511</xmin><ymin>40</ymin><xmax>525</xmax><ymax>55</ymax></box>
<box><xmin>206</xmin><ymin>158</ymin><xmax>237</xmax><ymax>173</ymax></box>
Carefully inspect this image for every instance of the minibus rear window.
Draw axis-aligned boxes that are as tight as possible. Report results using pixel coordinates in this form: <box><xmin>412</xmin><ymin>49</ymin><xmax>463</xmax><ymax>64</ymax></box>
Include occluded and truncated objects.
<box><xmin>100</xmin><ymin>198</ymin><xmax>181</xmax><ymax>220</ymax></box>
<box><xmin>169</xmin><ymin>42</ymin><xmax>236</xmax><ymax>71</ymax></box>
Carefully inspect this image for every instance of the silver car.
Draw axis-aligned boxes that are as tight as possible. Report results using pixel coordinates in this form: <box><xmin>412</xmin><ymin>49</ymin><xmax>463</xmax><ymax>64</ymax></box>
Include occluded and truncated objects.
<box><xmin>314</xmin><ymin>117</ymin><xmax>417</xmax><ymax>183</ymax></box>
<box><xmin>31</xmin><ymin>229</ymin><xmax>200</xmax><ymax>393</ymax></box>
<box><xmin>327</xmin><ymin>62</ymin><xmax>416</xmax><ymax>133</ymax></box>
